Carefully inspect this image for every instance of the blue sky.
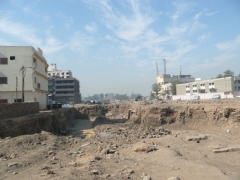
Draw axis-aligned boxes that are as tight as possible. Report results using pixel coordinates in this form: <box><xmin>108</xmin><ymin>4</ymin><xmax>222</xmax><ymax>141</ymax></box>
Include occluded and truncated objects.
<box><xmin>0</xmin><ymin>0</ymin><xmax>240</xmax><ymax>97</ymax></box>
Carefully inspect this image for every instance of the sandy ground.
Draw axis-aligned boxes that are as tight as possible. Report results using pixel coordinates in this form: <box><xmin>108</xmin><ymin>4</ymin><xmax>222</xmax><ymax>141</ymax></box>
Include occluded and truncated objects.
<box><xmin>0</xmin><ymin>114</ymin><xmax>240</xmax><ymax>180</ymax></box>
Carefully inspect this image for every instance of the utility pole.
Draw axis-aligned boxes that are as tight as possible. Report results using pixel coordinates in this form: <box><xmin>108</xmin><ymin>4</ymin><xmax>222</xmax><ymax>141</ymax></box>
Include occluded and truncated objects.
<box><xmin>20</xmin><ymin>66</ymin><xmax>27</xmax><ymax>102</ymax></box>
<box><xmin>19</xmin><ymin>65</ymin><xmax>35</xmax><ymax>102</ymax></box>
<box><xmin>16</xmin><ymin>76</ymin><xmax>18</xmax><ymax>102</ymax></box>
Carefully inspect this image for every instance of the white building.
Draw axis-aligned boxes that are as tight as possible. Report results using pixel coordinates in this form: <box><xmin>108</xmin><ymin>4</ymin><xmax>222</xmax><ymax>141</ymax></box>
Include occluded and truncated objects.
<box><xmin>48</xmin><ymin>64</ymin><xmax>72</xmax><ymax>78</ymax></box>
<box><xmin>0</xmin><ymin>46</ymin><xmax>49</xmax><ymax>109</ymax></box>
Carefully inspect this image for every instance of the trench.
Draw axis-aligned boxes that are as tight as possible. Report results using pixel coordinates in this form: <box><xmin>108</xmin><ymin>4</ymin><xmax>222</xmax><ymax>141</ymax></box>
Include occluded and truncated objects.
<box><xmin>0</xmin><ymin>101</ymin><xmax>240</xmax><ymax>138</ymax></box>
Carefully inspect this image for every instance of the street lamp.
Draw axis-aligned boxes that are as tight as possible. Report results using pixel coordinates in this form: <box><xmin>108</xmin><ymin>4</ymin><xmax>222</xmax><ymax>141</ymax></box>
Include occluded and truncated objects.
<box><xmin>19</xmin><ymin>65</ymin><xmax>36</xmax><ymax>102</ymax></box>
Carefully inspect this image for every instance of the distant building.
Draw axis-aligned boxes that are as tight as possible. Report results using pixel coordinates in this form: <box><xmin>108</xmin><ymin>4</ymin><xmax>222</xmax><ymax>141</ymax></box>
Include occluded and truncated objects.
<box><xmin>48</xmin><ymin>64</ymin><xmax>81</xmax><ymax>104</ymax></box>
<box><xmin>156</xmin><ymin>74</ymin><xmax>195</xmax><ymax>85</ymax></box>
<box><xmin>48</xmin><ymin>64</ymin><xmax>72</xmax><ymax>78</ymax></box>
<box><xmin>176</xmin><ymin>76</ymin><xmax>237</xmax><ymax>96</ymax></box>
<box><xmin>0</xmin><ymin>46</ymin><xmax>49</xmax><ymax>109</ymax></box>
<box><xmin>156</xmin><ymin>74</ymin><xmax>195</xmax><ymax>96</ymax></box>
<box><xmin>105</xmin><ymin>93</ymin><xmax>114</xmax><ymax>101</ymax></box>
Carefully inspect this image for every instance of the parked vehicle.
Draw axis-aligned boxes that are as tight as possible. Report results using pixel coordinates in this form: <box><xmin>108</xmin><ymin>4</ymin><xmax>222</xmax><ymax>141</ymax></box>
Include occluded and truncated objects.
<box><xmin>192</xmin><ymin>96</ymin><xmax>200</xmax><ymax>100</ymax></box>
<box><xmin>212</xmin><ymin>94</ymin><xmax>221</xmax><ymax>99</ymax></box>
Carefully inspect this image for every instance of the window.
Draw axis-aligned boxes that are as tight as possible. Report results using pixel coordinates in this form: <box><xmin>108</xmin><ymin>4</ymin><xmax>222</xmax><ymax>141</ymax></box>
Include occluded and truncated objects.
<box><xmin>37</xmin><ymin>83</ymin><xmax>40</xmax><ymax>89</ymax></box>
<box><xmin>0</xmin><ymin>77</ymin><xmax>7</xmax><ymax>84</ymax></box>
<box><xmin>33</xmin><ymin>58</ymin><xmax>37</xmax><ymax>67</ymax></box>
<box><xmin>0</xmin><ymin>58</ymin><xmax>8</xmax><ymax>64</ymax></box>
<box><xmin>10</xmin><ymin>56</ymin><xmax>15</xmax><ymax>60</ymax></box>
<box><xmin>45</xmin><ymin>67</ymin><xmax>47</xmax><ymax>73</ymax></box>
<box><xmin>34</xmin><ymin>77</ymin><xmax>37</xmax><ymax>83</ymax></box>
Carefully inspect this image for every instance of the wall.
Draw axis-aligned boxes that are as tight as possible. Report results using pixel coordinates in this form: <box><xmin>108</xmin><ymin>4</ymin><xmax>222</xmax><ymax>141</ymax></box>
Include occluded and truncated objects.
<box><xmin>0</xmin><ymin>102</ymin><xmax>39</xmax><ymax>119</ymax></box>
<box><xmin>172</xmin><ymin>92</ymin><xmax>234</xmax><ymax>100</ymax></box>
<box><xmin>0</xmin><ymin>108</ymin><xmax>83</xmax><ymax>138</ymax></box>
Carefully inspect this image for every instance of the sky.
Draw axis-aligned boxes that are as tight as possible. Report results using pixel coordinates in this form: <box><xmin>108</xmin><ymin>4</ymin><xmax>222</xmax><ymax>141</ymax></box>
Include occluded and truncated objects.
<box><xmin>0</xmin><ymin>0</ymin><xmax>240</xmax><ymax>97</ymax></box>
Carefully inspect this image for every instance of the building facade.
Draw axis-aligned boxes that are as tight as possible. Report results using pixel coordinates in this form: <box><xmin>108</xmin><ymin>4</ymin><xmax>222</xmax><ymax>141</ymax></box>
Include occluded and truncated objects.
<box><xmin>48</xmin><ymin>64</ymin><xmax>81</xmax><ymax>104</ymax></box>
<box><xmin>156</xmin><ymin>74</ymin><xmax>195</xmax><ymax>96</ymax></box>
<box><xmin>176</xmin><ymin>76</ymin><xmax>235</xmax><ymax>96</ymax></box>
<box><xmin>156</xmin><ymin>74</ymin><xmax>195</xmax><ymax>85</ymax></box>
<box><xmin>48</xmin><ymin>64</ymin><xmax>72</xmax><ymax>78</ymax></box>
<box><xmin>0</xmin><ymin>46</ymin><xmax>49</xmax><ymax>109</ymax></box>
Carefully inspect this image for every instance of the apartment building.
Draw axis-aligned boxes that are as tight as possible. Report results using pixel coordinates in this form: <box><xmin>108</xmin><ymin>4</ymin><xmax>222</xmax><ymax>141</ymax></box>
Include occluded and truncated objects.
<box><xmin>176</xmin><ymin>76</ymin><xmax>234</xmax><ymax>95</ymax></box>
<box><xmin>48</xmin><ymin>64</ymin><xmax>81</xmax><ymax>104</ymax></box>
<box><xmin>48</xmin><ymin>64</ymin><xmax>72</xmax><ymax>78</ymax></box>
<box><xmin>0</xmin><ymin>46</ymin><xmax>49</xmax><ymax>109</ymax></box>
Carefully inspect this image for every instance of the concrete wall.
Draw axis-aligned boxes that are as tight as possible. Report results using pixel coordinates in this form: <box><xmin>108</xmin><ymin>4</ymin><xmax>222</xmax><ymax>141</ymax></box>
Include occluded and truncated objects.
<box><xmin>172</xmin><ymin>92</ymin><xmax>234</xmax><ymax>100</ymax></box>
<box><xmin>0</xmin><ymin>102</ymin><xmax>39</xmax><ymax>119</ymax></box>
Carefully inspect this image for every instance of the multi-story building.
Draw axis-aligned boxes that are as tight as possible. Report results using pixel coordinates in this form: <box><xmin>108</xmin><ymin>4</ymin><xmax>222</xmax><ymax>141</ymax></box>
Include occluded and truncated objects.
<box><xmin>0</xmin><ymin>46</ymin><xmax>49</xmax><ymax>109</ymax></box>
<box><xmin>156</xmin><ymin>74</ymin><xmax>195</xmax><ymax>86</ymax></box>
<box><xmin>176</xmin><ymin>76</ymin><xmax>235</xmax><ymax>96</ymax></box>
<box><xmin>48</xmin><ymin>64</ymin><xmax>72</xmax><ymax>78</ymax></box>
<box><xmin>156</xmin><ymin>74</ymin><xmax>195</xmax><ymax>95</ymax></box>
<box><xmin>48</xmin><ymin>64</ymin><xmax>81</xmax><ymax>104</ymax></box>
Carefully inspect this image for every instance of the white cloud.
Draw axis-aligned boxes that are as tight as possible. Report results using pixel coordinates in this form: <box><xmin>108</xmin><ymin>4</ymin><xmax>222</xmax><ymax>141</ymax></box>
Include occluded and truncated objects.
<box><xmin>189</xmin><ymin>21</ymin><xmax>207</xmax><ymax>34</ymax></box>
<box><xmin>197</xmin><ymin>32</ymin><xmax>210</xmax><ymax>41</ymax></box>
<box><xmin>205</xmin><ymin>11</ymin><xmax>219</xmax><ymax>16</ymax></box>
<box><xmin>69</xmin><ymin>31</ymin><xmax>95</xmax><ymax>51</ymax></box>
<box><xmin>216</xmin><ymin>34</ymin><xmax>240</xmax><ymax>50</ymax></box>
<box><xmin>194</xmin><ymin>12</ymin><xmax>202</xmax><ymax>20</ymax></box>
<box><xmin>85</xmin><ymin>22</ymin><xmax>97</xmax><ymax>32</ymax></box>
<box><xmin>171</xmin><ymin>2</ymin><xmax>193</xmax><ymax>22</ymax></box>
<box><xmin>0</xmin><ymin>16</ymin><xmax>42</xmax><ymax>45</ymax></box>
<box><xmin>41</xmin><ymin>36</ymin><xmax>67</xmax><ymax>54</ymax></box>
<box><xmin>65</xmin><ymin>17</ymin><xmax>74</xmax><ymax>29</ymax></box>
<box><xmin>86</xmin><ymin>0</ymin><xmax>155</xmax><ymax>41</ymax></box>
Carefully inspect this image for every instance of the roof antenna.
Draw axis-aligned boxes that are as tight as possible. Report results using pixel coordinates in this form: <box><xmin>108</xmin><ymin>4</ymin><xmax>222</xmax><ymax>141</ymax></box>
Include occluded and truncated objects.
<box><xmin>163</xmin><ymin>59</ymin><xmax>166</xmax><ymax>74</ymax></box>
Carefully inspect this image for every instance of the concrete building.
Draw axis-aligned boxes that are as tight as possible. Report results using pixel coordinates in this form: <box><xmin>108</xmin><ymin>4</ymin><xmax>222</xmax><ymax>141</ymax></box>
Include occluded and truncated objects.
<box><xmin>176</xmin><ymin>76</ymin><xmax>234</xmax><ymax>96</ymax></box>
<box><xmin>48</xmin><ymin>64</ymin><xmax>81</xmax><ymax>104</ymax></box>
<box><xmin>156</xmin><ymin>74</ymin><xmax>195</xmax><ymax>86</ymax></box>
<box><xmin>48</xmin><ymin>64</ymin><xmax>72</xmax><ymax>78</ymax></box>
<box><xmin>156</xmin><ymin>74</ymin><xmax>195</xmax><ymax>96</ymax></box>
<box><xmin>0</xmin><ymin>46</ymin><xmax>49</xmax><ymax>109</ymax></box>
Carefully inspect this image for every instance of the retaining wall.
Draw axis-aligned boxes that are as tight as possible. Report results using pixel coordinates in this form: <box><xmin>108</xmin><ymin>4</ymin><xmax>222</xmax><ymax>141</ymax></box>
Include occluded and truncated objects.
<box><xmin>0</xmin><ymin>102</ymin><xmax>39</xmax><ymax>119</ymax></box>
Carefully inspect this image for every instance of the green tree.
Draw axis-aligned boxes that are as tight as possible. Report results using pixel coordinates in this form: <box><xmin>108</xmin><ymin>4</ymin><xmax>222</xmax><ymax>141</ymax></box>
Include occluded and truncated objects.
<box><xmin>114</xmin><ymin>94</ymin><xmax>129</xmax><ymax>100</ymax></box>
<box><xmin>135</xmin><ymin>94</ymin><xmax>142</xmax><ymax>101</ymax></box>
<box><xmin>209</xmin><ymin>88</ymin><xmax>217</xmax><ymax>92</ymax></box>
<box><xmin>216</xmin><ymin>74</ymin><xmax>223</xmax><ymax>78</ymax></box>
<box><xmin>152</xmin><ymin>83</ymin><xmax>160</xmax><ymax>95</ymax></box>
<box><xmin>171</xmin><ymin>80</ymin><xmax>180</xmax><ymax>95</ymax></box>
<box><xmin>223</xmin><ymin>70</ymin><xmax>234</xmax><ymax>77</ymax></box>
<box><xmin>100</xmin><ymin>93</ymin><xmax>104</xmax><ymax>101</ymax></box>
<box><xmin>198</xmin><ymin>88</ymin><xmax>205</xmax><ymax>93</ymax></box>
